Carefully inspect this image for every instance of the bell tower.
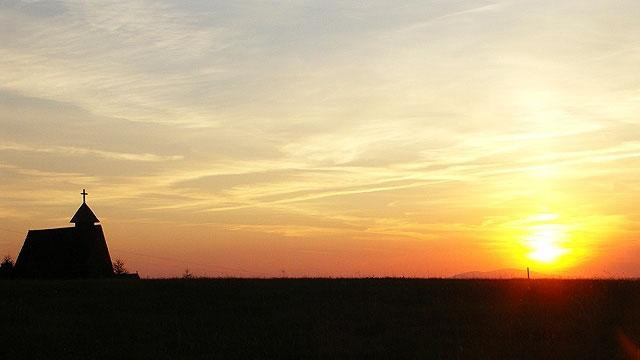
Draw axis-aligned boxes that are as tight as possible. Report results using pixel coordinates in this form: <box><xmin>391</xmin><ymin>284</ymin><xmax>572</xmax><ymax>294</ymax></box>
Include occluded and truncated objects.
<box><xmin>70</xmin><ymin>189</ymin><xmax>100</xmax><ymax>227</ymax></box>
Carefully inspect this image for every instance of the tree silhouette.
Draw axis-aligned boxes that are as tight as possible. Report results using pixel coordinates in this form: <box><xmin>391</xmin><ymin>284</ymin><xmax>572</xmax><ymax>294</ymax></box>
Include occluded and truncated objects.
<box><xmin>112</xmin><ymin>259</ymin><xmax>127</xmax><ymax>275</ymax></box>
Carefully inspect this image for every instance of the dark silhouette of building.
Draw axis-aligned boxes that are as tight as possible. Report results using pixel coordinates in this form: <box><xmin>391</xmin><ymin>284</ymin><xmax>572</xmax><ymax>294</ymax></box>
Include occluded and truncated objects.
<box><xmin>14</xmin><ymin>190</ymin><xmax>114</xmax><ymax>278</ymax></box>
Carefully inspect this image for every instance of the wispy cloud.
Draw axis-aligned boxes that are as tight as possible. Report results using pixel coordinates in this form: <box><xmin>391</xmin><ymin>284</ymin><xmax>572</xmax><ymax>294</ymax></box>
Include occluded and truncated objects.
<box><xmin>0</xmin><ymin>142</ymin><xmax>182</xmax><ymax>162</ymax></box>
<box><xmin>397</xmin><ymin>2</ymin><xmax>504</xmax><ymax>33</ymax></box>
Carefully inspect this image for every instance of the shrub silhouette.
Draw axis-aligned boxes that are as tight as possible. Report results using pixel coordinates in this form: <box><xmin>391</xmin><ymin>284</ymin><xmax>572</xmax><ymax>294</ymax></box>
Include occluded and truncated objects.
<box><xmin>0</xmin><ymin>255</ymin><xmax>14</xmax><ymax>278</ymax></box>
<box><xmin>182</xmin><ymin>268</ymin><xmax>194</xmax><ymax>279</ymax></box>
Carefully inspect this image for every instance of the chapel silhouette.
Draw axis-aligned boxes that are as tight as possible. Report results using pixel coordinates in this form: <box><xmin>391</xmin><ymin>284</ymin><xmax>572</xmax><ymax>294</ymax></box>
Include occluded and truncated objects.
<box><xmin>14</xmin><ymin>190</ymin><xmax>114</xmax><ymax>278</ymax></box>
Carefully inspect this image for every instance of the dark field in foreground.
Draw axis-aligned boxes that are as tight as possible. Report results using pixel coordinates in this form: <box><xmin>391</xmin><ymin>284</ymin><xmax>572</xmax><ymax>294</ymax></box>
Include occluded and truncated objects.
<box><xmin>2</xmin><ymin>279</ymin><xmax>640</xmax><ymax>359</ymax></box>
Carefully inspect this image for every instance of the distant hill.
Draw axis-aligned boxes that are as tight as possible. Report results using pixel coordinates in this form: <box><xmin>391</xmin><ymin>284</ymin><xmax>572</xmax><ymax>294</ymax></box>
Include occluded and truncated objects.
<box><xmin>451</xmin><ymin>268</ymin><xmax>553</xmax><ymax>279</ymax></box>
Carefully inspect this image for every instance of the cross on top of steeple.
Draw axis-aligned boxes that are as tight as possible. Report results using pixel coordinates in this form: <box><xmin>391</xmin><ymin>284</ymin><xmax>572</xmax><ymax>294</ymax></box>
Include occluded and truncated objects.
<box><xmin>71</xmin><ymin>189</ymin><xmax>99</xmax><ymax>225</ymax></box>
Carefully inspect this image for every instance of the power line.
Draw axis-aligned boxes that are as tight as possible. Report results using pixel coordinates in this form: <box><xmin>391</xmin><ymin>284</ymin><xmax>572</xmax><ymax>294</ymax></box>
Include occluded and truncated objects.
<box><xmin>0</xmin><ymin>227</ymin><xmax>271</xmax><ymax>277</ymax></box>
<box><xmin>109</xmin><ymin>246</ymin><xmax>270</xmax><ymax>277</ymax></box>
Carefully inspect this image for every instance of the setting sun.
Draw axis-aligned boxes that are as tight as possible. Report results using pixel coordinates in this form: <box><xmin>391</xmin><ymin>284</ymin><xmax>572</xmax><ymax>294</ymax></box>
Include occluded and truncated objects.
<box><xmin>525</xmin><ymin>224</ymin><xmax>569</xmax><ymax>264</ymax></box>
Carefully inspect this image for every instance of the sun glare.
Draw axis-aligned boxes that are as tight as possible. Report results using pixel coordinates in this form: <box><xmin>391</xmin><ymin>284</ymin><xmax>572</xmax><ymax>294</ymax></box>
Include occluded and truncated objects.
<box><xmin>525</xmin><ymin>224</ymin><xmax>569</xmax><ymax>264</ymax></box>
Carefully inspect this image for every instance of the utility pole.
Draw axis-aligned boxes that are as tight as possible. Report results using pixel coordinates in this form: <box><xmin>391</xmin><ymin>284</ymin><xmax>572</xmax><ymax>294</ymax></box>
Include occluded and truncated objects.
<box><xmin>527</xmin><ymin>266</ymin><xmax>530</xmax><ymax>280</ymax></box>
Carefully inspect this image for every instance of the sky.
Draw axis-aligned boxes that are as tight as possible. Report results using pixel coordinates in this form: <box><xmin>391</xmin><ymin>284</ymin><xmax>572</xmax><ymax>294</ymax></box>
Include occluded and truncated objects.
<box><xmin>1</xmin><ymin>0</ymin><xmax>640</xmax><ymax>278</ymax></box>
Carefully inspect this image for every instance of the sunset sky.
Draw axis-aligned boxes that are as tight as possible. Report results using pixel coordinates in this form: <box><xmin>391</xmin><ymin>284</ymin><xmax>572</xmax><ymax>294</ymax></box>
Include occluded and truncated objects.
<box><xmin>1</xmin><ymin>0</ymin><xmax>640</xmax><ymax>277</ymax></box>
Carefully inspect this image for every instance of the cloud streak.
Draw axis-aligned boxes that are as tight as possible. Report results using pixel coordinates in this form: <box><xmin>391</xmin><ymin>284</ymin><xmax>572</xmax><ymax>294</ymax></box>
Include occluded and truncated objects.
<box><xmin>0</xmin><ymin>142</ymin><xmax>183</xmax><ymax>162</ymax></box>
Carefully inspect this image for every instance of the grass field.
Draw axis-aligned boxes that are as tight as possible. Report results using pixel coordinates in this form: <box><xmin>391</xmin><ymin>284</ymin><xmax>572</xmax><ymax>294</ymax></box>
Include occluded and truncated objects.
<box><xmin>2</xmin><ymin>278</ymin><xmax>640</xmax><ymax>359</ymax></box>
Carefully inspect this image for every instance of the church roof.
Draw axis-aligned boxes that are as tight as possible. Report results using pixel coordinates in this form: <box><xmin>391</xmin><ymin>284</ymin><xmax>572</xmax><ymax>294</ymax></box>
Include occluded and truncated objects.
<box><xmin>70</xmin><ymin>202</ymin><xmax>100</xmax><ymax>224</ymax></box>
<box><xmin>14</xmin><ymin>225</ymin><xmax>113</xmax><ymax>278</ymax></box>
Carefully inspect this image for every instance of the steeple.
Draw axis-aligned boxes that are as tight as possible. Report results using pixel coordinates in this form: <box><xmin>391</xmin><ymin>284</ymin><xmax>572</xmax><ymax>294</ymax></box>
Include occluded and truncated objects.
<box><xmin>70</xmin><ymin>189</ymin><xmax>99</xmax><ymax>226</ymax></box>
